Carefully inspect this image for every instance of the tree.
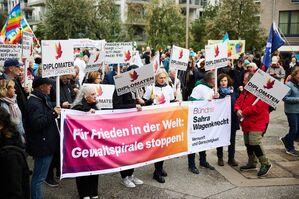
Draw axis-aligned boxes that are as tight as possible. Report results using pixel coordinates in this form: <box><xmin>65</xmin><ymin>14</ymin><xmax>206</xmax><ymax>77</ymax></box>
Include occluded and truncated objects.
<box><xmin>44</xmin><ymin>0</ymin><xmax>97</xmax><ymax>39</ymax></box>
<box><xmin>94</xmin><ymin>0</ymin><xmax>124</xmax><ymax>41</ymax></box>
<box><xmin>0</xmin><ymin>9</ymin><xmax>8</xmax><ymax>29</ymax></box>
<box><xmin>190</xmin><ymin>5</ymin><xmax>219</xmax><ymax>51</ymax></box>
<box><xmin>191</xmin><ymin>0</ymin><xmax>265</xmax><ymax>52</ymax></box>
<box><xmin>145</xmin><ymin>0</ymin><xmax>185</xmax><ymax>50</ymax></box>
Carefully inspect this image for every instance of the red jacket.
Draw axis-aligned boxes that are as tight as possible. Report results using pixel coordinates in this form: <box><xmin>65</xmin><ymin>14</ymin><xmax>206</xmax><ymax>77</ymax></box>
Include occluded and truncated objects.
<box><xmin>234</xmin><ymin>90</ymin><xmax>269</xmax><ymax>133</ymax></box>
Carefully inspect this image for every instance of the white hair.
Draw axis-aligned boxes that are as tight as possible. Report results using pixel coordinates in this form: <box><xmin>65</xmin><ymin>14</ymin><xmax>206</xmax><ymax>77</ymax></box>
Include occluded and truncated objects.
<box><xmin>71</xmin><ymin>84</ymin><xmax>96</xmax><ymax>108</ymax></box>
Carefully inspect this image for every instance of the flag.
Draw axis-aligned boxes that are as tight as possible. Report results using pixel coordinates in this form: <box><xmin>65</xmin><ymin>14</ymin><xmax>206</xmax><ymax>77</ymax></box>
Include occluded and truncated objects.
<box><xmin>0</xmin><ymin>3</ymin><xmax>37</xmax><ymax>44</ymax></box>
<box><xmin>222</xmin><ymin>32</ymin><xmax>232</xmax><ymax>58</ymax></box>
<box><xmin>0</xmin><ymin>3</ymin><xmax>21</xmax><ymax>44</ymax></box>
<box><xmin>262</xmin><ymin>22</ymin><xmax>285</xmax><ymax>68</ymax></box>
<box><xmin>223</xmin><ymin>32</ymin><xmax>229</xmax><ymax>42</ymax></box>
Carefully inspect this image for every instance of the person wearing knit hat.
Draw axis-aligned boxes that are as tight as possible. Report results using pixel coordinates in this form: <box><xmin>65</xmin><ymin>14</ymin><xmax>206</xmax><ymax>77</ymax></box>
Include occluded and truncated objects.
<box><xmin>266</xmin><ymin>56</ymin><xmax>285</xmax><ymax>81</ymax></box>
<box><xmin>25</xmin><ymin>75</ymin><xmax>61</xmax><ymax>199</ymax></box>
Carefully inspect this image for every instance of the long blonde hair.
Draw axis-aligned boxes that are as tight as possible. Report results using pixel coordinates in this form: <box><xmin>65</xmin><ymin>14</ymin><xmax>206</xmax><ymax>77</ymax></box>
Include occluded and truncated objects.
<box><xmin>0</xmin><ymin>79</ymin><xmax>15</xmax><ymax>97</ymax></box>
<box><xmin>155</xmin><ymin>68</ymin><xmax>169</xmax><ymax>85</ymax></box>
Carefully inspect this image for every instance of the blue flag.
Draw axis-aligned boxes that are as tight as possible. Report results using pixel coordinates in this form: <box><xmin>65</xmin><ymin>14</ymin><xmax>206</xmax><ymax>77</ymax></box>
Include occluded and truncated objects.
<box><xmin>262</xmin><ymin>22</ymin><xmax>285</xmax><ymax>68</ymax></box>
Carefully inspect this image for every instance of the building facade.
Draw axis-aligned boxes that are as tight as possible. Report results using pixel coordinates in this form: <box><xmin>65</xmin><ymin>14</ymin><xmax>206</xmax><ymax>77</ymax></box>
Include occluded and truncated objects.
<box><xmin>259</xmin><ymin>0</ymin><xmax>299</xmax><ymax>52</ymax></box>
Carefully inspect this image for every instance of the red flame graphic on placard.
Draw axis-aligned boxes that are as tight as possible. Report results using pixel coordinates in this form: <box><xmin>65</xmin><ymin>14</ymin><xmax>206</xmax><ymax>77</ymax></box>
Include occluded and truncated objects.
<box><xmin>94</xmin><ymin>53</ymin><xmax>100</xmax><ymax>63</ymax></box>
<box><xmin>214</xmin><ymin>45</ymin><xmax>219</xmax><ymax>57</ymax></box>
<box><xmin>97</xmin><ymin>85</ymin><xmax>103</xmax><ymax>96</ymax></box>
<box><xmin>263</xmin><ymin>79</ymin><xmax>275</xmax><ymax>89</ymax></box>
<box><xmin>55</xmin><ymin>42</ymin><xmax>63</xmax><ymax>59</ymax></box>
<box><xmin>179</xmin><ymin>49</ymin><xmax>183</xmax><ymax>59</ymax></box>
<box><xmin>129</xmin><ymin>70</ymin><xmax>139</xmax><ymax>82</ymax></box>
<box><xmin>124</xmin><ymin>50</ymin><xmax>131</xmax><ymax>62</ymax></box>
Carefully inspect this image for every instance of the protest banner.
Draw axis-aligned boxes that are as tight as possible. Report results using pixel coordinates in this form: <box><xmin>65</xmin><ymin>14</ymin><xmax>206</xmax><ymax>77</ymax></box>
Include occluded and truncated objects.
<box><xmin>104</xmin><ymin>42</ymin><xmax>133</xmax><ymax>64</ymax></box>
<box><xmin>22</xmin><ymin>32</ymin><xmax>33</xmax><ymax>59</ymax></box>
<box><xmin>244</xmin><ymin>69</ymin><xmax>290</xmax><ymax>108</ymax></box>
<box><xmin>205</xmin><ymin>42</ymin><xmax>228</xmax><ymax>71</ymax></box>
<box><xmin>113</xmin><ymin>64</ymin><xmax>155</xmax><ymax>96</ymax></box>
<box><xmin>83</xmin><ymin>83</ymin><xmax>115</xmax><ymax>109</ymax></box>
<box><xmin>60</xmin><ymin>99</ymin><xmax>231</xmax><ymax>178</ymax></box>
<box><xmin>61</xmin><ymin>103</ymin><xmax>189</xmax><ymax>178</ymax></box>
<box><xmin>41</xmin><ymin>40</ymin><xmax>75</xmax><ymax>78</ymax></box>
<box><xmin>208</xmin><ymin>40</ymin><xmax>245</xmax><ymax>59</ymax></box>
<box><xmin>188</xmin><ymin>97</ymin><xmax>231</xmax><ymax>153</ymax></box>
<box><xmin>0</xmin><ymin>44</ymin><xmax>21</xmax><ymax>66</ymax></box>
<box><xmin>169</xmin><ymin>45</ymin><xmax>189</xmax><ymax>71</ymax></box>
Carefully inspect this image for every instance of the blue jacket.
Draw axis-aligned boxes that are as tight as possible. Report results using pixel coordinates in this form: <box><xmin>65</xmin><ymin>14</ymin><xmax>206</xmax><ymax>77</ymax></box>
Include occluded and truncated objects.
<box><xmin>283</xmin><ymin>80</ymin><xmax>299</xmax><ymax>113</ymax></box>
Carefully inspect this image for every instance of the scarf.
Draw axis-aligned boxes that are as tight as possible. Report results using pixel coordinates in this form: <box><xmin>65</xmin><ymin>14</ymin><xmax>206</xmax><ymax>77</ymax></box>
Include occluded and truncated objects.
<box><xmin>220</xmin><ymin>87</ymin><xmax>233</xmax><ymax>95</ymax></box>
<box><xmin>0</xmin><ymin>96</ymin><xmax>22</xmax><ymax>121</ymax></box>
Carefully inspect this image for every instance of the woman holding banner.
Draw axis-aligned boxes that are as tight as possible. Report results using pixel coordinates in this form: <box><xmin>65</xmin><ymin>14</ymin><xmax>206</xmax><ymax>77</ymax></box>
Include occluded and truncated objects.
<box><xmin>216</xmin><ymin>74</ymin><xmax>239</xmax><ymax>166</ymax></box>
<box><xmin>143</xmin><ymin>68</ymin><xmax>175</xmax><ymax>183</ymax></box>
<box><xmin>71</xmin><ymin>84</ymin><xmax>100</xmax><ymax>199</ymax></box>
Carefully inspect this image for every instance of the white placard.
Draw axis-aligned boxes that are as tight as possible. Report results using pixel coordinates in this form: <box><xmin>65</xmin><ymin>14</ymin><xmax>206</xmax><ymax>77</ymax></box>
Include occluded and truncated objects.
<box><xmin>84</xmin><ymin>51</ymin><xmax>104</xmax><ymax>73</ymax></box>
<box><xmin>188</xmin><ymin>97</ymin><xmax>231</xmax><ymax>153</ymax></box>
<box><xmin>22</xmin><ymin>32</ymin><xmax>33</xmax><ymax>59</ymax></box>
<box><xmin>42</xmin><ymin>40</ymin><xmax>75</xmax><ymax>77</ymax></box>
<box><xmin>104</xmin><ymin>42</ymin><xmax>133</xmax><ymax>64</ymax></box>
<box><xmin>169</xmin><ymin>45</ymin><xmax>190</xmax><ymax>71</ymax></box>
<box><xmin>83</xmin><ymin>83</ymin><xmax>115</xmax><ymax>109</ymax></box>
<box><xmin>205</xmin><ymin>42</ymin><xmax>228</xmax><ymax>71</ymax></box>
<box><xmin>0</xmin><ymin>44</ymin><xmax>21</xmax><ymax>66</ymax></box>
<box><xmin>244</xmin><ymin>69</ymin><xmax>290</xmax><ymax>108</ymax></box>
<box><xmin>114</xmin><ymin>64</ymin><xmax>155</xmax><ymax>96</ymax></box>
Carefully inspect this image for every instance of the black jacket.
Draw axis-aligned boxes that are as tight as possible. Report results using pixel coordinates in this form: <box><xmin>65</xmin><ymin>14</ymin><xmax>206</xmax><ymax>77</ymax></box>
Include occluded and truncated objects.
<box><xmin>60</xmin><ymin>82</ymin><xmax>75</xmax><ymax>106</ymax></box>
<box><xmin>0</xmin><ymin>132</ymin><xmax>30</xmax><ymax>199</ymax></box>
<box><xmin>24</xmin><ymin>90</ymin><xmax>60</xmax><ymax>157</ymax></box>
<box><xmin>72</xmin><ymin>98</ymin><xmax>98</xmax><ymax>112</ymax></box>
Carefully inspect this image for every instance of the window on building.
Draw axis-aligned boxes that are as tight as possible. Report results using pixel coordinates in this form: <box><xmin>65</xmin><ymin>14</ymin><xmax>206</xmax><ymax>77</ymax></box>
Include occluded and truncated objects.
<box><xmin>279</xmin><ymin>11</ymin><xmax>299</xmax><ymax>37</ymax></box>
<box><xmin>291</xmin><ymin>0</ymin><xmax>299</xmax><ymax>3</ymax></box>
<box><xmin>200</xmin><ymin>0</ymin><xmax>207</xmax><ymax>7</ymax></box>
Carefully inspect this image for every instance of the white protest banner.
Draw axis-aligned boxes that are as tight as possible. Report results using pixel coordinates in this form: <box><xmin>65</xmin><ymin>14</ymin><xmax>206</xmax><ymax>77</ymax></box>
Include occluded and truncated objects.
<box><xmin>22</xmin><ymin>32</ymin><xmax>33</xmax><ymax>59</ymax></box>
<box><xmin>104</xmin><ymin>42</ymin><xmax>133</xmax><ymax>64</ymax></box>
<box><xmin>113</xmin><ymin>64</ymin><xmax>155</xmax><ymax>96</ymax></box>
<box><xmin>188</xmin><ymin>98</ymin><xmax>231</xmax><ymax>153</ymax></box>
<box><xmin>0</xmin><ymin>44</ymin><xmax>21</xmax><ymax>66</ymax></box>
<box><xmin>83</xmin><ymin>83</ymin><xmax>115</xmax><ymax>109</ymax></box>
<box><xmin>84</xmin><ymin>52</ymin><xmax>104</xmax><ymax>73</ymax></box>
<box><xmin>169</xmin><ymin>45</ymin><xmax>189</xmax><ymax>71</ymax></box>
<box><xmin>244</xmin><ymin>69</ymin><xmax>290</xmax><ymax>108</ymax></box>
<box><xmin>205</xmin><ymin>42</ymin><xmax>228</xmax><ymax>71</ymax></box>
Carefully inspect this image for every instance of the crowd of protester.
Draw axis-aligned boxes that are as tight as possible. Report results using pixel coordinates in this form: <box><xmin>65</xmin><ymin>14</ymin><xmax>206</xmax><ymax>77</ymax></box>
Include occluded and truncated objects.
<box><xmin>0</xmin><ymin>45</ymin><xmax>298</xmax><ymax>199</ymax></box>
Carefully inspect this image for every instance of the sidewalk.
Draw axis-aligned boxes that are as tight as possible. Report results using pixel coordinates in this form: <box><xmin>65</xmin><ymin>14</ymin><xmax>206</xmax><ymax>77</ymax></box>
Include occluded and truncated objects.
<box><xmin>41</xmin><ymin>103</ymin><xmax>299</xmax><ymax>198</ymax></box>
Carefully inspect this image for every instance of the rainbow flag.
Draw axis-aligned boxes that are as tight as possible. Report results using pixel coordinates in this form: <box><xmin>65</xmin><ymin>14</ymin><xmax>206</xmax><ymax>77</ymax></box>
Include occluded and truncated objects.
<box><xmin>0</xmin><ymin>3</ymin><xmax>21</xmax><ymax>44</ymax></box>
<box><xmin>0</xmin><ymin>3</ymin><xmax>36</xmax><ymax>44</ymax></box>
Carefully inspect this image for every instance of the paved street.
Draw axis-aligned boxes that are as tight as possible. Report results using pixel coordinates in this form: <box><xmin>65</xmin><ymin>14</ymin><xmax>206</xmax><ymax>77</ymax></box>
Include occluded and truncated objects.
<box><xmin>34</xmin><ymin>102</ymin><xmax>299</xmax><ymax>199</ymax></box>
